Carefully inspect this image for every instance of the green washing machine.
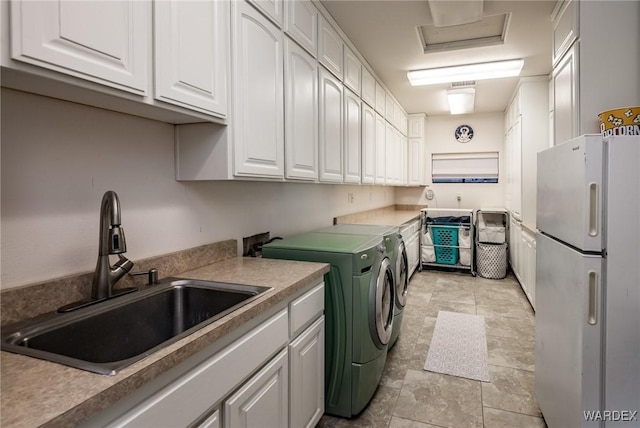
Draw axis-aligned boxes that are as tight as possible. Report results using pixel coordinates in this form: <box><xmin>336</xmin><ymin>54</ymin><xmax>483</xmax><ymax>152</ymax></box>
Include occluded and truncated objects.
<box><xmin>262</xmin><ymin>232</ymin><xmax>395</xmax><ymax>418</ymax></box>
<box><xmin>316</xmin><ymin>224</ymin><xmax>408</xmax><ymax>348</ymax></box>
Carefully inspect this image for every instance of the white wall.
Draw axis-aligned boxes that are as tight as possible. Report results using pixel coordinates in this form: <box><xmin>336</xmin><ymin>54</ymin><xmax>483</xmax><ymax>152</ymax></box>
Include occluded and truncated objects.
<box><xmin>0</xmin><ymin>89</ymin><xmax>395</xmax><ymax>289</ymax></box>
<box><xmin>395</xmin><ymin>112</ymin><xmax>505</xmax><ymax>209</ymax></box>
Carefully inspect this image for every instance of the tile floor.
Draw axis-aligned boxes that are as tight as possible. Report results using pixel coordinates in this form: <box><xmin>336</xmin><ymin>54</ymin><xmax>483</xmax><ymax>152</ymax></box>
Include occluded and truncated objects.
<box><xmin>317</xmin><ymin>269</ymin><xmax>547</xmax><ymax>428</ymax></box>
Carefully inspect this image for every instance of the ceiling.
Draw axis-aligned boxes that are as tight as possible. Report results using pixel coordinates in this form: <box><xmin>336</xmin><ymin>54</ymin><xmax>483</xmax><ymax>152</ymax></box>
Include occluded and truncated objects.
<box><xmin>320</xmin><ymin>0</ymin><xmax>556</xmax><ymax>117</ymax></box>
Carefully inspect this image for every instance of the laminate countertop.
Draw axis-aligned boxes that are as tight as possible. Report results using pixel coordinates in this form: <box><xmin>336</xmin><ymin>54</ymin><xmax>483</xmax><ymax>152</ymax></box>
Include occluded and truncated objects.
<box><xmin>334</xmin><ymin>205</ymin><xmax>424</xmax><ymax>228</ymax></box>
<box><xmin>0</xmin><ymin>257</ymin><xmax>329</xmax><ymax>428</ymax></box>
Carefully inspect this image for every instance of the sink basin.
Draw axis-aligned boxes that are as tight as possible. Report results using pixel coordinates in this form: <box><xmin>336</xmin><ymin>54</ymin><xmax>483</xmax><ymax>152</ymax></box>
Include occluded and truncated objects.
<box><xmin>1</xmin><ymin>279</ymin><xmax>272</xmax><ymax>375</ymax></box>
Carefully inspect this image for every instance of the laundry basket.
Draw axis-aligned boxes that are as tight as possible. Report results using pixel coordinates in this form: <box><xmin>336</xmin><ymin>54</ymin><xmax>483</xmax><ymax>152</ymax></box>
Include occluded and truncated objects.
<box><xmin>431</xmin><ymin>226</ymin><xmax>459</xmax><ymax>265</ymax></box>
<box><xmin>476</xmin><ymin>242</ymin><xmax>508</xmax><ymax>279</ymax></box>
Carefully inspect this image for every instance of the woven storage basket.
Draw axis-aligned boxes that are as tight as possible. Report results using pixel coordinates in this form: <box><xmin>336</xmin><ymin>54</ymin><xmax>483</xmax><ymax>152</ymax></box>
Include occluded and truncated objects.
<box><xmin>476</xmin><ymin>242</ymin><xmax>508</xmax><ymax>279</ymax></box>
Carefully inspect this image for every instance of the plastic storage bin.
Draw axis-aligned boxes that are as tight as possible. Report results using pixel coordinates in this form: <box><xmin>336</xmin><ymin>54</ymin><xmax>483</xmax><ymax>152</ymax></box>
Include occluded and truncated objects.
<box><xmin>431</xmin><ymin>226</ymin><xmax>459</xmax><ymax>265</ymax></box>
<box><xmin>476</xmin><ymin>242</ymin><xmax>508</xmax><ymax>279</ymax></box>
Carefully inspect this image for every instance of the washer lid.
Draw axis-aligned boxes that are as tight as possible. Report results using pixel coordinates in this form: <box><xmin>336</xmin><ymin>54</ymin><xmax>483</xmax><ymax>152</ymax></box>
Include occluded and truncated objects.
<box><xmin>316</xmin><ymin>224</ymin><xmax>399</xmax><ymax>236</ymax></box>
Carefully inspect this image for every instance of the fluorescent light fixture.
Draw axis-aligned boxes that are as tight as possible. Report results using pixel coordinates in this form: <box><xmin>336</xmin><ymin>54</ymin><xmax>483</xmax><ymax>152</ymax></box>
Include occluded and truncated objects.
<box><xmin>407</xmin><ymin>59</ymin><xmax>524</xmax><ymax>86</ymax></box>
<box><xmin>447</xmin><ymin>87</ymin><xmax>475</xmax><ymax>115</ymax></box>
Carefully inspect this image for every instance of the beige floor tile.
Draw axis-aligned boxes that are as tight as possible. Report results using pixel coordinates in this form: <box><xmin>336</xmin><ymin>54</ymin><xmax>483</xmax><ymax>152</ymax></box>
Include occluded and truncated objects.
<box><xmin>483</xmin><ymin>407</ymin><xmax>547</xmax><ymax>428</ymax></box>
<box><xmin>393</xmin><ymin>370</ymin><xmax>483</xmax><ymax>428</ymax></box>
<box><xmin>476</xmin><ymin>299</ymin><xmax>531</xmax><ymax>320</ymax></box>
<box><xmin>389</xmin><ymin>416</ymin><xmax>445</xmax><ymax>428</ymax></box>
<box><xmin>475</xmin><ymin>286</ymin><xmax>525</xmax><ymax>305</ymax></box>
<box><xmin>484</xmin><ymin>314</ymin><xmax>534</xmax><ymax>340</ymax></box>
<box><xmin>482</xmin><ymin>365</ymin><xmax>542</xmax><ymax>417</ymax></box>
<box><xmin>406</xmin><ymin>287</ymin><xmax>433</xmax><ymax>308</ymax></box>
<box><xmin>486</xmin><ymin>335</ymin><xmax>535</xmax><ymax>371</ymax></box>
<box><xmin>430</xmin><ymin>288</ymin><xmax>476</xmax><ymax>305</ymax></box>
<box><xmin>317</xmin><ymin>385</ymin><xmax>400</xmax><ymax>428</ymax></box>
<box><xmin>406</xmin><ymin>317</ymin><xmax>437</xmax><ymax>371</ymax></box>
<box><xmin>423</xmin><ymin>300</ymin><xmax>476</xmax><ymax>318</ymax></box>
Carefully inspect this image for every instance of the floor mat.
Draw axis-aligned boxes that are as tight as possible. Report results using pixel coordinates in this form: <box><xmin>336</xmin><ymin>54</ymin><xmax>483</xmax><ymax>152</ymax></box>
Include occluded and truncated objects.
<box><xmin>424</xmin><ymin>311</ymin><xmax>490</xmax><ymax>382</ymax></box>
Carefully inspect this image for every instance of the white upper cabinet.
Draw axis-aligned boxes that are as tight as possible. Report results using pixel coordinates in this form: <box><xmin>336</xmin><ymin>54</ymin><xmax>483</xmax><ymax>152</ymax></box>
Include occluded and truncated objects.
<box><xmin>284</xmin><ymin>39</ymin><xmax>318</xmax><ymax>181</ymax></box>
<box><xmin>318</xmin><ymin>67</ymin><xmax>343</xmax><ymax>183</ymax></box>
<box><xmin>232</xmin><ymin>0</ymin><xmax>284</xmax><ymax>178</ymax></box>
<box><xmin>551</xmin><ymin>0</ymin><xmax>578</xmax><ymax>66</ymax></box>
<box><xmin>343</xmin><ymin>88</ymin><xmax>362</xmax><ymax>184</ymax></box>
<box><xmin>343</xmin><ymin>45</ymin><xmax>361</xmax><ymax>96</ymax></box>
<box><xmin>318</xmin><ymin>15</ymin><xmax>343</xmax><ymax>80</ymax></box>
<box><xmin>9</xmin><ymin>0</ymin><xmax>149</xmax><ymax>95</ymax></box>
<box><xmin>385</xmin><ymin>92</ymin><xmax>395</xmax><ymax>123</ymax></box>
<box><xmin>284</xmin><ymin>0</ymin><xmax>318</xmax><ymax>57</ymax></box>
<box><xmin>246</xmin><ymin>0</ymin><xmax>283</xmax><ymax>27</ymax></box>
<box><xmin>551</xmin><ymin>43</ymin><xmax>578</xmax><ymax>147</ymax></box>
<box><xmin>361</xmin><ymin>103</ymin><xmax>376</xmax><ymax>184</ymax></box>
<box><xmin>408</xmin><ymin>114</ymin><xmax>425</xmax><ymax>139</ymax></box>
<box><xmin>385</xmin><ymin>123</ymin><xmax>395</xmax><ymax>185</ymax></box>
<box><xmin>407</xmin><ymin>138</ymin><xmax>422</xmax><ymax>186</ymax></box>
<box><xmin>375</xmin><ymin>113</ymin><xmax>386</xmax><ymax>185</ymax></box>
<box><xmin>407</xmin><ymin>113</ymin><xmax>427</xmax><ymax>186</ymax></box>
<box><xmin>154</xmin><ymin>0</ymin><xmax>227</xmax><ymax>117</ymax></box>
<box><xmin>375</xmin><ymin>82</ymin><xmax>386</xmax><ymax>114</ymax></box>
<box><xmin>361</xmin><ymin>68</ymin><xmax>376</xmax><ymax>108</ymax></box>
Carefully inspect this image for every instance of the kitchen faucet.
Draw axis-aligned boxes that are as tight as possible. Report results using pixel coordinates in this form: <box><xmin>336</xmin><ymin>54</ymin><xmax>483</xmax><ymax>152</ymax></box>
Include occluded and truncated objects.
<box><xmin>91</xmin><ymin>190</ymin><xmax>135</xmax><ymax>300</ymax></box>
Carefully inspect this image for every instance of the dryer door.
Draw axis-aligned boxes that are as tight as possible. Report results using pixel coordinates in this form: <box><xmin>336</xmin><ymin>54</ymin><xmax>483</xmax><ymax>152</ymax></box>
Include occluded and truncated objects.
<box><xmin>371</xmin><ymin>257</ymin><xmax>395</xmax><ymax>347</ymax></box>
<box><xmin>395</xmin><ymin>241</ymin><xmax>408</xmax><ymax>308</ymax></box>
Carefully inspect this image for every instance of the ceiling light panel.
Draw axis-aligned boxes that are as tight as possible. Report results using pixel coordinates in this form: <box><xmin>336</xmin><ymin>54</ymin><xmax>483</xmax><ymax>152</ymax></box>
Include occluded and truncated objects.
<box><xmin>407</xmin><ymin>59</ymin><xmax>524</xmax><ymax>86</ymax></box>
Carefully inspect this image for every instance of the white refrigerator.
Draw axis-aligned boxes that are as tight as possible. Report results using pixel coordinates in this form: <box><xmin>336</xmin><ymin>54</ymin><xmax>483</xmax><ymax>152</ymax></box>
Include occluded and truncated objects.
<box><xmin>536</xmin><ymin>134</ymin><xmax>640</xmax><ymax>428</ymax></box>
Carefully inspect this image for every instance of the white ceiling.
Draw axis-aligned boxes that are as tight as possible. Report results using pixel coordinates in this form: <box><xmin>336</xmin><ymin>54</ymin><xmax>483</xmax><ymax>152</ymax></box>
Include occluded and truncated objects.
<box><xmin>320</xmin><ymin>0</ymin><xmax>556</xmax><ymax>117</ymax></box>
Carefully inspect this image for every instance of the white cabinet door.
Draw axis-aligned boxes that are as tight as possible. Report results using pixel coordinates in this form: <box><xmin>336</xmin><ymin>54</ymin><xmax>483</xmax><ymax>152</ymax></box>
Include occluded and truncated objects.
<box><xmin>551</xmin><ymin>0</ymin><xmax>578</xmax><ymax>66</ymax></box>
<box><xmin>154</xmin><ymin>0</ymin><xmax>227</xmax><ymax>117</ymax></box>
<box><xmin>224</xmin><ymin>349</ymin><xmax>289</xmax><ymax>428</ymax></box>
<box><xmin>511</xmin><ymin>118</ymin><xmax>522</xmax><ymax>219</ymax></box>
<box><xmin>375</xmin><ymin>82</ymin><xmax>386</xmax><ymax>114</ymax></box>
<box><xmin>385</xmin><ymin>93</ymin><xmax>395</xmax><ymax>123</ymax></box>
<box><xmin>284</xmin><ymin>0</ymin><xmax>317</xmax><ymax>57</ymax></box>
<box><xmin>405</xmin><ymin>232</ymin><xmax>420</xmax><ymax>276</ymax></box>
<box><xmin>197</xmin><ymin>409</ymin><xmax>220</xmax><ymax>428</ymax></box>
<box><xmin>318</xmin><ymin>16</ymin><xmax>343</xmax><ymax>80</ymax></box>
<box><xmin>385</xmin><ymin>123</ymin><xmax>395</xmax><ymax>185</ymax></box>
<box><xmin>285</xmin><ymin>39</ymin><xmax>318</xmax><ymax>181</ymax></box>
<box><xmin>247</xmin><ymin>0</ymin><xmax>283</xmax><ymax>27</ymax></box>
<box><xmin>10</xmin><ymin>0</ymin><xmax>149</xmax><ymax>95</ymax></box>
<box><xmin>343</xmin><ymin>45</ymin><xmax>361</xmax><ymax>96</ymax></box>
<box><xmin>361</xmin><ymin>104</ymin><xmax>376</xmax><ymax>184</ymax></box>
<box><xmin>289</xmin><ymin>317</ymin><xmax>324</xmax><ymax>428</ymax></box>
<box><xmin>552</xmin><ymin>42</ymin><xmax>579</xmax><ymax>146</ymax></box>
<box><xmin>407</xmin><ymin>138</ymin><xmax>422</xmax><ymax>186</ymax></box>
<box><xmin>232</xmin><ymin>1</ymin><xmax>284</xmax><ymax>178</ymax></box>
<box><xmin>344</xmin><ymin>88</ymin><xmax>362</xmax><ymax>184</ymax></box>
<box><xmin>361</xmin><ymin>68</ymin><xmax>376</xmax><ymax>108</ymax></box>
<box><xmin>318</xmin><ymin>68</ymin><xmax>343</xmax><ymax>183</ymax></box>
<box><xmin>407</xmin><ymin>115</ymin><xmax>425</xmax><ymax>139</ymax></box>
<box><xmin>399</xmin><ymin>134</ymin><xmax>408</xmax><ymax>185</ymax></box>
<box><xmin>375</xmin><ymin>113</ymin><xmax>386</xmax><ymax>185</ymax></box>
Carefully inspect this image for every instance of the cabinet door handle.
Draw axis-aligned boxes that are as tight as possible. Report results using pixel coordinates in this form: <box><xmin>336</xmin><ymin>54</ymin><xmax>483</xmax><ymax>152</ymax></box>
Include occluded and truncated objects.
<box><xmin>588</xmin><ymin>183</ymin><xmax>599</xmax><ymax>237</ymax></box>
<box><xmin>588</xmin><ymin>270</ymin><xmax>598</xmax><ymax>325</ymax></box>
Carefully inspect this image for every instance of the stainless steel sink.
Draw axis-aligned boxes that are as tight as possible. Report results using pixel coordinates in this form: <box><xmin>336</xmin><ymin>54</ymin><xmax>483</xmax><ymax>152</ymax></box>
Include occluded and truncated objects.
<box><xmin>1</xmin><ymin>279</ymin><xmax>272</xmax><ymax>375</ymax></box>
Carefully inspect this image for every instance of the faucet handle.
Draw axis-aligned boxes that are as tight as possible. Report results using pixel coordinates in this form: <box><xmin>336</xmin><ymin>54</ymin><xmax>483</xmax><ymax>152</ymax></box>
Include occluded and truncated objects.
<box><xmin>129</xmin><ymin>268</ymin><xmax>159</xmax><ymax>285</ymax></box>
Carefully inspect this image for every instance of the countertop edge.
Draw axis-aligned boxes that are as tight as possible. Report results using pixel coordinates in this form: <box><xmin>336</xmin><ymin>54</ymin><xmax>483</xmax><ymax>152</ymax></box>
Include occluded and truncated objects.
<box><xmin>2</xmin><ymin>258</ymin><xmax>330</xmax><ymax>428</ymax></box>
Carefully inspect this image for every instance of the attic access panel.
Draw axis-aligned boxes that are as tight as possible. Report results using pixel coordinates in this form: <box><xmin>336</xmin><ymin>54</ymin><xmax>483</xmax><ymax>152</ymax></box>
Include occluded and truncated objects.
<box><xmin>418</xmin><ymin>13</ymin><xmax>511</xmax><ymax>53</ymax></box>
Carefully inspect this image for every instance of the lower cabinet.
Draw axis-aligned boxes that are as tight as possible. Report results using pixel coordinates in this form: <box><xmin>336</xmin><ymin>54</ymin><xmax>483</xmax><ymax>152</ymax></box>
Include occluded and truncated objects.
<box><xmin>401</xmin><ymin>218</ymin><xmax>421</xmax><ymax>278</ymax></box>
<box><xmin>83</xmin><ymin>281</ymin><xmax>325</xmax><ymax>428</ymax></box>
<box><xmin>224</xmin><ymin>349</ymin><xmax>289</xmax><ymax>428</ymax></box>
<box><xmin>509</xmin><ymin>216</ymin><xmax>536</xmax><ymax>310</ymax></box>
<box><xmin>289</xmin><ymin>317</ymin><xmax>325</xmax><ymax>428</ymax></box>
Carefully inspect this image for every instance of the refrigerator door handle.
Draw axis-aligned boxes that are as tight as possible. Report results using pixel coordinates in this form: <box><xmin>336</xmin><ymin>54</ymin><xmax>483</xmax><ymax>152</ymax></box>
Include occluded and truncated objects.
<box><xmin>588</xmin><ymin>270</ymin><xmax>599</xmax><ymax>325</ymax></box>
<box><xmin>588</xmin><ymin>183</ymin><xmax>599</xmax><ymax>237</ymax></box>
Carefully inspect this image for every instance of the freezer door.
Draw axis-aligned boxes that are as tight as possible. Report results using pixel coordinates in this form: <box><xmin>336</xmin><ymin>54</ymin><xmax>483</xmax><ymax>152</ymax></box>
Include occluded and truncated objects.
<box><xmin>537</xmin><ymin>135</ymin><xmax>603</xmax><ymax>251</ymax></box>
<box><xmin>535</xmin><ymin>233</ymin><xmax>602</xmax><ymax>428</ymax></box>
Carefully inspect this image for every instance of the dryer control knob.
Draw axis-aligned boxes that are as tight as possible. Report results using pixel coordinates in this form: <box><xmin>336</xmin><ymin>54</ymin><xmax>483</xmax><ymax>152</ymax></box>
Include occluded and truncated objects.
<box><xmin>361</xmin><ymin>254</ymin><xmax>368</xmax><ymax>260</ymax></box>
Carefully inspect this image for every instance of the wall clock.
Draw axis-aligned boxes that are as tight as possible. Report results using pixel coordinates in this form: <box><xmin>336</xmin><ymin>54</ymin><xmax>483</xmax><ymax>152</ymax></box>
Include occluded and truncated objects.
<box><xmin>455</xmin><ymin>125</ymin><xmax>474</xmax><ymax>143</ymax></box>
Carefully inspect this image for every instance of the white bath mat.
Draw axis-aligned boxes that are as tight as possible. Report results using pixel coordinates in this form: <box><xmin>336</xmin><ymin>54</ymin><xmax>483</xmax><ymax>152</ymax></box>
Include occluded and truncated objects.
<box><xmin>424</xmin><ymin>311</ymin><xmax>490</xmax><ymax>382</ymax></box>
